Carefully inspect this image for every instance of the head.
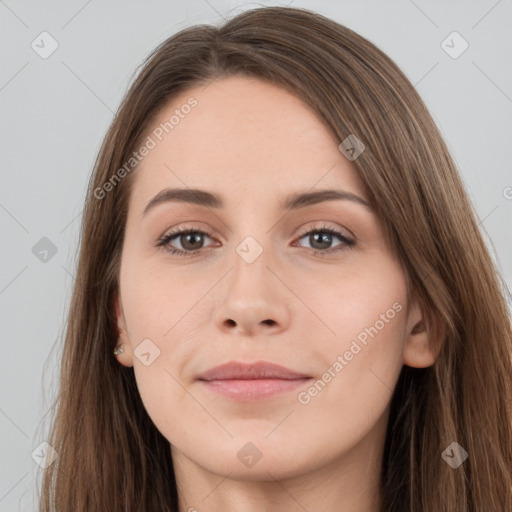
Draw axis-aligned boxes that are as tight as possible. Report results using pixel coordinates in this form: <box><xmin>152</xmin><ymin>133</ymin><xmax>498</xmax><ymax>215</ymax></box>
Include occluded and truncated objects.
<box><xmin>40</xmin><ymin>6</ymin><xmax>512</xmax><ymax>512</ymax></box>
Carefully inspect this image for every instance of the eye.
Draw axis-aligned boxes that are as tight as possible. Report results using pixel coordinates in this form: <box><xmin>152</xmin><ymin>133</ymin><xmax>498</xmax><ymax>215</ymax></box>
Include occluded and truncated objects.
<box><xmin>156</xmin><ymin>227</ymin><xmax>216</xmax><ymax>258</ymax></box>
<box><xmin>293</xmin><ymin>224</ymin><xmax>355</xmax><ymax>256</ymax></box>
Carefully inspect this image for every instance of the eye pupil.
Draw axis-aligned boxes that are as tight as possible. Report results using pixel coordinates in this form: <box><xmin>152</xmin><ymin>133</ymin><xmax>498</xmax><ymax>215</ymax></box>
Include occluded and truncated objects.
<box><xmin>311</xmin><ymin>232</ymin><xmax>332</xmax><ymax>250</ymax></box>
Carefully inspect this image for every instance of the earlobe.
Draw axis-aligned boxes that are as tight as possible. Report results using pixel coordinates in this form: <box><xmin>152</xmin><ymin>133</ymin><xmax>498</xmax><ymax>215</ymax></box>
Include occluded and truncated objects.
<box><xmin>403</xmin><ymin>301</ymin><xmax>446</xmax><ymax>369</ymax></box>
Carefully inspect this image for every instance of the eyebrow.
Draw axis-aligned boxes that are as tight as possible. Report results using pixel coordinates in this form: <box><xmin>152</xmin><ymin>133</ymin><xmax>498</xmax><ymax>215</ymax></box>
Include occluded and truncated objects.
<box><xmin>142</xmin><ymin>187</ymin><xmax>371</xmax><ymax>216</ymax></box>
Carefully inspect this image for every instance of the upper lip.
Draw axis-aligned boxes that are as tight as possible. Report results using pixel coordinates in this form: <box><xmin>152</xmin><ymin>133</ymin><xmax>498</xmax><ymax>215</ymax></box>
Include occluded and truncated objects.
<box><xmin>197</xmin><ymin>361</ymin><xmax>311</xmax><ymax>381</ymax></box>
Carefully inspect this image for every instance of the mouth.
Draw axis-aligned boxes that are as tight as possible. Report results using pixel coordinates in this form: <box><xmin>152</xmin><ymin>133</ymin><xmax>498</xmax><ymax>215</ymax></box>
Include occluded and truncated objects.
<box><xmin>197</xmin><ymin>360</ymin><xmax>312</xmax><ymax>401</ymax></box>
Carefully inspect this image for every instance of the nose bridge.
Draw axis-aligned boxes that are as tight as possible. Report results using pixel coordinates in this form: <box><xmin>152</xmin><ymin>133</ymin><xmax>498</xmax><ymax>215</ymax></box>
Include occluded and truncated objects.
<box><xmin>227</xmin><ymin>199</ymin><xmax>274</xmax><ymax>269</ymax></box>
<box><xmin>229</xmin><ymin>230</ymin><xmax>273</xmax><ymax>297</ymax></box>
<box><xmin>225</xmin><ymin>199</ymin><xmax>288</xmax><ymax>291</ymax></box>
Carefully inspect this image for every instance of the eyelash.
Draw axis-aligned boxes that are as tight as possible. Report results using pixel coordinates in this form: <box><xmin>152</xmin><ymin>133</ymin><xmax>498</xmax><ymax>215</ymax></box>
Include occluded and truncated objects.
<box><xmin>155</xmin><ymin>223</ymin><xmax>355</xmax><ymax>259</ymax></box>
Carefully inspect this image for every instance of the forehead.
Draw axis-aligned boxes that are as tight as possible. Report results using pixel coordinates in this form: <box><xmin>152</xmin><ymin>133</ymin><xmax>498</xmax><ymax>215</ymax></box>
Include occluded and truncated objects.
<box><xmin>128</xmin><ymin>75</ymin><xmax>366</xmax><ymax>210</ymax></box>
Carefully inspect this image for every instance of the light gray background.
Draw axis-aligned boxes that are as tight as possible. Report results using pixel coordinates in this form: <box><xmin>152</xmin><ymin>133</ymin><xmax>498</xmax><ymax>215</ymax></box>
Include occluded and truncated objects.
<box><xmin>1</xmin><ymin>0</ymin><xmax>511</xmax><ymax>510</ymax></box>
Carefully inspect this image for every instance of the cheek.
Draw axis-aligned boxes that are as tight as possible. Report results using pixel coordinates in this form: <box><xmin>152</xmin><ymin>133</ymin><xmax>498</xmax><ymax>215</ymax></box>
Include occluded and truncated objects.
<box><xmin>290</xmin><ymin>257</ymin><xmax>408</xmax><ymax>417</ymax></box>
<box><xmin>120</xmin><ymin>252</ymin><xmax>208</xmax><ymax>341</ymax></box>
<box><xmin>290</xmin><ymin>253</ymin><xmax>408</xmax><ymax>351</ymax></box>
<box><xmin>119</xmin><ymin>256</ymin><xmax>219</xmax><ymax>434</ymax></box>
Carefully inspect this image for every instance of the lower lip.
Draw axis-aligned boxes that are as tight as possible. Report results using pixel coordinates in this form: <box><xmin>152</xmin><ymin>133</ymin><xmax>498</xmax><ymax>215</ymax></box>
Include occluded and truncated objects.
<box><xmin>200</xmin><ymin>378</ymin><xmax>311</xmax><ymax>401</ymax></box>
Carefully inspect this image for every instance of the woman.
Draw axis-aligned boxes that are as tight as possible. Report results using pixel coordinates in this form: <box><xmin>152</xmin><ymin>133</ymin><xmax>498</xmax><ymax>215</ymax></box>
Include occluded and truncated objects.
<box><xmin>38</xmin><ymin>6</ymin><xmax>512</xmax><ymax>511</ymax></box>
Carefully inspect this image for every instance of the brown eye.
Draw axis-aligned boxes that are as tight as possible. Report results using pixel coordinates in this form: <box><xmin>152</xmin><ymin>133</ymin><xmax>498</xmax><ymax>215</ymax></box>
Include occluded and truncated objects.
<box><xmin>156</xmin><ymin>229</ymin><xmax>215</xmax><ymax>257</ymax></box>
<box><xmin>295</xmin><ymin>226</ymin><xmax>355</xmax><ymax>255</ymax></box>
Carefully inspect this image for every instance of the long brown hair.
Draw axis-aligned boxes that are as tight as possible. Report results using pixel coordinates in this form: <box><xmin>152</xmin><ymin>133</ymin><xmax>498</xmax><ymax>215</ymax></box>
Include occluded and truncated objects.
<box><xmin>38</xmin><ymin>6</ymin><xmax>512</xmax><ymax>511</ymax></box>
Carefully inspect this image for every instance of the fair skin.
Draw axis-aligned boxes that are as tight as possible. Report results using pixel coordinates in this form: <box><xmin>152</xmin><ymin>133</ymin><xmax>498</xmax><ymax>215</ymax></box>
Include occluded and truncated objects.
<box><xmin>114</xmin><ymin>75</ymin><xmax>443</xmax><ymax>512</ymax></box>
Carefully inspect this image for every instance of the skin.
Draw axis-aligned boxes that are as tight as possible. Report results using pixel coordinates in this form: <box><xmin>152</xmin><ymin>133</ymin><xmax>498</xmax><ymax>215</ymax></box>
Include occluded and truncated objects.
<box><xmin>114</xmin><ymin>75</ymin><xmax>444</xmax><ymax>512</ymax></box>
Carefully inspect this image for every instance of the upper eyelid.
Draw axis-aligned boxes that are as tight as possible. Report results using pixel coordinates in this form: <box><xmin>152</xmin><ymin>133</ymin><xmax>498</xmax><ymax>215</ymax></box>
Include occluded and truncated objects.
<box><xmin>296</xmin><ymin>223</ymin><xmax>353</xmax><ymax>239</ymax></box>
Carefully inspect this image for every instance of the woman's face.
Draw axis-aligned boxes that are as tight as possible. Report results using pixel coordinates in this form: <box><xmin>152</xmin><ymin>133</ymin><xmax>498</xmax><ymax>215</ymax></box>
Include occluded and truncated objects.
<box><xmin>114</xmin><ymin>75</ymin><xmax>433</xmax><ymax>480</ymax></box>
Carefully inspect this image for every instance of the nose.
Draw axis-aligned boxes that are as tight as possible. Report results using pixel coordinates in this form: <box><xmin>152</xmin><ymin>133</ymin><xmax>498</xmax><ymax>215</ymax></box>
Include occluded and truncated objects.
<box><xmin>213</xmin><ymin>244</ymin><xmax>291</xmax><ymax>337</ymax></box>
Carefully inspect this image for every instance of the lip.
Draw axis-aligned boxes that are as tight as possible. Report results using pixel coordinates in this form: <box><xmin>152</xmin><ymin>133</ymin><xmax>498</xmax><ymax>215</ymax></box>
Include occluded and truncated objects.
<box><xmin>197</xmin><ymin>361</ymin><xmax>312</xmax><ymax>401</ymax></box>
<box><xmin>197</xmin><ymin>360</ymin><xmax>311</xmax><ymax>381</ymax></box>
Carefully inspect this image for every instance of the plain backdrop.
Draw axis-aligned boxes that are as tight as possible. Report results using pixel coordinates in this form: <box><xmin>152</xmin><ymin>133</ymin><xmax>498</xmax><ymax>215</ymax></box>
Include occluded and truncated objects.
<box><xmin>1</xmin><ymin>0</ymin><xmax>511</xmax><ymax>510</ymax></box>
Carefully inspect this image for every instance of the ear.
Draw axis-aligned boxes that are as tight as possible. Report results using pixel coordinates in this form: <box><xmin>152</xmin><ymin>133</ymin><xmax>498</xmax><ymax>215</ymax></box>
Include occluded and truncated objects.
<box><xmin>113</xmin><ymin>289</ymin><xmax>134</xmax><ymax>367</ymax></box>
<box><xmin>403</xmin><ymin>298</ymin><xmax>445</xmax><ymax>368</ymax></box>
